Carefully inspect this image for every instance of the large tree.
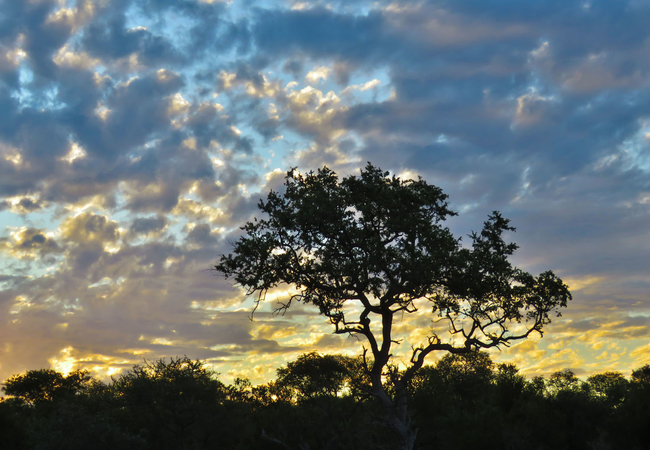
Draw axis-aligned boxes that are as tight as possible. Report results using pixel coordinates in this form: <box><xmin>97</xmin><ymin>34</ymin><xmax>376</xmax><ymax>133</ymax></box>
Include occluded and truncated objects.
<box><xmin>216</xmin><ymin>163</ymin><xmax>571</xmax><ymax>449</ymax></box>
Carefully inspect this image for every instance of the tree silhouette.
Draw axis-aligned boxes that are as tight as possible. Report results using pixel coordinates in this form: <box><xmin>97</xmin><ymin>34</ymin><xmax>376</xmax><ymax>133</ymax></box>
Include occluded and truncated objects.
<box><xmin>2</xmin><ymin>369</ymin><xmax>92</xmax><ymax>404</ymax></box>
<box><xmin>216</xmin><ymin>163</ymin><xmax>571</xmax><ymax>449</ymax></box>
<box><xmin>110</xmin><ymin>357</ymin><xmax>235</xmax><ymax>450</ymax></box>
<box><xmin>6</xmin><ymin>357</ymin><xmax>650</xmax><ymax>449</ymax></box>
<box><xmin>631</xmin><ymin>365</ymin><xmax>650</xmax><ymax>384</ymax></box>
<box><xmin>275</xmin><ymin>352</ymin><xmax>365</xmax><ymax>402</ymax></box>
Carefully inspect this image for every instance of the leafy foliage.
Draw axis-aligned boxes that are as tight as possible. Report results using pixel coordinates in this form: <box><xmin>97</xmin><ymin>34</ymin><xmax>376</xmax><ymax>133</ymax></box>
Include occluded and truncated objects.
<box><xmin>2</xmin><ymin>368</ymin><xmax>92</xmax><ymax>404</ymax></box>
<box><xmin>3</xmin><ymin>354</ymin><xmax>650</xmax><ymax>450</ymax></box>
<box><xmin>275</xmin><ymin>352</ymin><xmax>368</xmax><ymax>402</ymax></box>
<box><xmin>110</xmin><ymin>357</ymin><xmax>246</xmax><ymax>450</ymax></box>
<box><xmin>216</xmin><ymin>163</ymin><xmax>572</xmax><ymax>449</ymax></box>
<box><xmin>218</xmin><ymin>164</ymin><xmax>459</xmax><ymax>319</ymax></box>
<box><xmin>631</xmin><ymin>364</ymin><xmax>650</xmax><ymax>384</ymax></box>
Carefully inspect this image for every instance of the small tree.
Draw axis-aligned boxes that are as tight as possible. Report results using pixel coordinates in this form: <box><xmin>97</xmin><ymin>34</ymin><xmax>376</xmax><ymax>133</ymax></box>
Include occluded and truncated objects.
<box><xmin>111</xmin><ymin>357</ymin><xmax>230</xmax><ymax>449</ymax></box>
<box><xmin>275</xmin><ymin>352</ymin><xmax>363</xmax><ymax>402</ymax></box>
<box><xmin>216</xmin><ymin>163</ymin><xmax>571</xmax><ymax>449</ymax></box>
<box><xmin>631</xmin><ymin>365</ymin><xmax>650</xmax><ymax>384</ymax></box>
<box><xmin>2</xmin><ymin>369</ymin><xmax>92</xmax><ymax>404</ymax></box>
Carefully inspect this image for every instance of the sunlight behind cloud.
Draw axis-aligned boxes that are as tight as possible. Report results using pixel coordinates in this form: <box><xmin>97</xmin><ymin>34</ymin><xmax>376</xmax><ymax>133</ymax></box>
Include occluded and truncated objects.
<box><xmin>1</xmin><ymin>0</ymin><xmax>650</xmax><ymax>391</ymax></box>
<box><xmin>564</xmin><ymin>275</ymin><xmax>607</xmax><ymax>292</ymax></box>
<box><xmin>49</xmin><ymin>347</ymin><xmax>77</xmax><ymax>376</ymax></box>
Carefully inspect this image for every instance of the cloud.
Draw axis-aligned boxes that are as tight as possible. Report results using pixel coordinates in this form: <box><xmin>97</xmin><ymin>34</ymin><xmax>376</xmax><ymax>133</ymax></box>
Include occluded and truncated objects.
<box><xmin>630</xmin><ymin>343</ymin><xmax>650</xmax><ymax>368</ymax></box>
<box><xmin>2</xmin><ymin>0</ymin><xmax>650</xmax><ymax>386</ymax></box>
<box><xmin>305</xmin><ymin>65</ymin><xmax>331</xmax><ymax>85</ymax></box>
<box><xmin>129</xmin><ymin>215</ymin><xmax>168</xmax><ymax>237</ymax></box>
<box><xmin>0</xmin><ymin>226</ymin><xmax>62</xmax><ymax>260</ymax></box>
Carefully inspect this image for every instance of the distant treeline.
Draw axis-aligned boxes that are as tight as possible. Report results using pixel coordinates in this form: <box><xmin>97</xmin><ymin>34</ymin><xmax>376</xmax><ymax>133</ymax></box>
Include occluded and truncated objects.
<box><xmin>1</xmin><ymin>352</ymin><xmax>649</xmax><ymax>450</ymax></box>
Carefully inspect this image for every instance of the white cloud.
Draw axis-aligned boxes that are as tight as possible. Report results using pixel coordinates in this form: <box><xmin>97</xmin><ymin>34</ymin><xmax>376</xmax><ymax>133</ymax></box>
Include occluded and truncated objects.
<box><xmin>305</xmin><ymin>66</ymin><xmax>331</xmax><ymax>85</ymax></box>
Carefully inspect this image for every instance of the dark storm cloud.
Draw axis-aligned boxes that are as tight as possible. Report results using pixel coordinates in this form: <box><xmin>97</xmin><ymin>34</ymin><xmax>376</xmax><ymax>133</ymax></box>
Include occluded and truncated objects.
<box><xmin>443</xmin><ymin>0</ymin><xmax>650</xmax><ymax>56</ymax></box>
<box><xmin>252</xmin><ymin>7</ymin><xmax>398</xmax><ymax>65</ymax></box>
<box><xmin>79</xmin><ymin>0</ymin><xmax>232</xmax><ymax>67</ymax></box>
<box><xmin>186</xmin><ymin>223</ymin><xmax>219</xmax><ymax>246</ymax></box>
<box><xmin>130</xmin><ymin>215</ymin><xmax>168</xmax><ymax>236</ymax></box>
<box><xmin>0</xmin><ymin>0</ymin><xmax>77</xmax><ymax>79</ymax></box>
<box><xmin>82</xmin><ymin>11</ymin><xmax>181</xmax><ymax>65</ymax></box>
<box><xmin>14</xmin><ymin>197</ymin><xmax>42</xmax><ymax>213</ymax></box>
<box><xmin>92</xmin><ymin>71</ymin><xmax>184</xmax><ymax>159</ymax></box>
<box><xmin>251</xmin><ymin>3</ymin><xmax>537</xmax><ymax>69</ymax></box>
<box><xmin>0</xmin><ymin>103</ymin><xmax>71</xmax><ymax>169</ymax></box>
<box><xmin>183</xmin><ymin>100</ymin><xmax>255</xmax><ymax>154</ymax></box>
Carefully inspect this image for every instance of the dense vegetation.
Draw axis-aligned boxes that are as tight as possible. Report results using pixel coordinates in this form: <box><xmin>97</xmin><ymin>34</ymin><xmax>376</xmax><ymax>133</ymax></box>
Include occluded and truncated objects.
<box><xmin>2</xmin><ymin>352</ymin><xmax>649</xmax><ymax>450</ymax></box>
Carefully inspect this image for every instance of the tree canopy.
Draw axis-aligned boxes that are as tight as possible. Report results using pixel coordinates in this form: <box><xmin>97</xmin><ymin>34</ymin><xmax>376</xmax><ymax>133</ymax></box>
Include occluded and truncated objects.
<box><xmin>2</xmin><ymin>369</ymin><xmax>92</xmax><ymax>404</ymax></box>
<box><xmin>216</xmin><ymin>163</ymin><xmax>571</xmax><ymax>449</ymax></box>
<box><xmin>275</xmin><ymin>352</ymin><xmax>362</xmax><ymax>401</ymax></box>
<box><xmin>4</xmin><ymin>355</ymin><xmax>650</xmax><ymax>450</ymax></box>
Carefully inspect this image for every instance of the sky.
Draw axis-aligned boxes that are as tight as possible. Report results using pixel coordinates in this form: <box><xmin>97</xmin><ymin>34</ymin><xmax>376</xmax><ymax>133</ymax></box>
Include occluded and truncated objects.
<box><xmin>1</xmin><ymin>0</ymin><xmax>649</xmax><ymax>385</ymax></box>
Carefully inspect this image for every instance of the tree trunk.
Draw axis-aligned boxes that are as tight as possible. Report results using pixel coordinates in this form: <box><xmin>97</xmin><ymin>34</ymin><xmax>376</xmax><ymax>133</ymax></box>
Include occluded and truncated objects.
<box><xmin>400</xmin><ymin>428</ymin><xmax>417</xmax><ymax>450</ymax></box>
<box><xmin>372</xmin><ymin>374</ymin><xmax>418</xmax><ymax>450</ymax></box>
<box><xmin>394</xmin><ymin>380</ymin><xmax>418</xmax><ymax>450</ymax></box>
<box><xmin>389</xmin><ymin>415</ymin><xmax>418</xmax><ymax>450</ymax></box>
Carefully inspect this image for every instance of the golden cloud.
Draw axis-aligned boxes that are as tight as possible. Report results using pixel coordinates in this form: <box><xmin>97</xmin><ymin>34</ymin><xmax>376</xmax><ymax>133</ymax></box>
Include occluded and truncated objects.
<box><xmin>60</xmin><ymin>212</ymin><xmax>120</xmax><ymax>244</ymax></box>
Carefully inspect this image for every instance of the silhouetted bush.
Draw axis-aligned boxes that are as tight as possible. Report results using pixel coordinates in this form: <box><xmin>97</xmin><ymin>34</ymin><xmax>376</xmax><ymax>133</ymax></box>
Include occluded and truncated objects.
<box><xmin>3</xmin><ymin>354</ymin><xmax>650</xmax><ymax>449</ymax></box>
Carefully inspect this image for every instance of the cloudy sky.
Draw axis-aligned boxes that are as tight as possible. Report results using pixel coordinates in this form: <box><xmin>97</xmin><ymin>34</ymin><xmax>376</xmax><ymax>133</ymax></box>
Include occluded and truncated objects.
<box><xmin>1</xmin><ymin>0</ymin><xmax>649</xmax><ymax>385</ymax></box>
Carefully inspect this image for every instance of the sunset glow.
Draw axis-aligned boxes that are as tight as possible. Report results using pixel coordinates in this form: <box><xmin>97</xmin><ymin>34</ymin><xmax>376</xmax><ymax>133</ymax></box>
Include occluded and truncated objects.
<box><xmin>1</xmin><ymin>0</ymin><xmax>649</xmax><ymax>386</ymax></box>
